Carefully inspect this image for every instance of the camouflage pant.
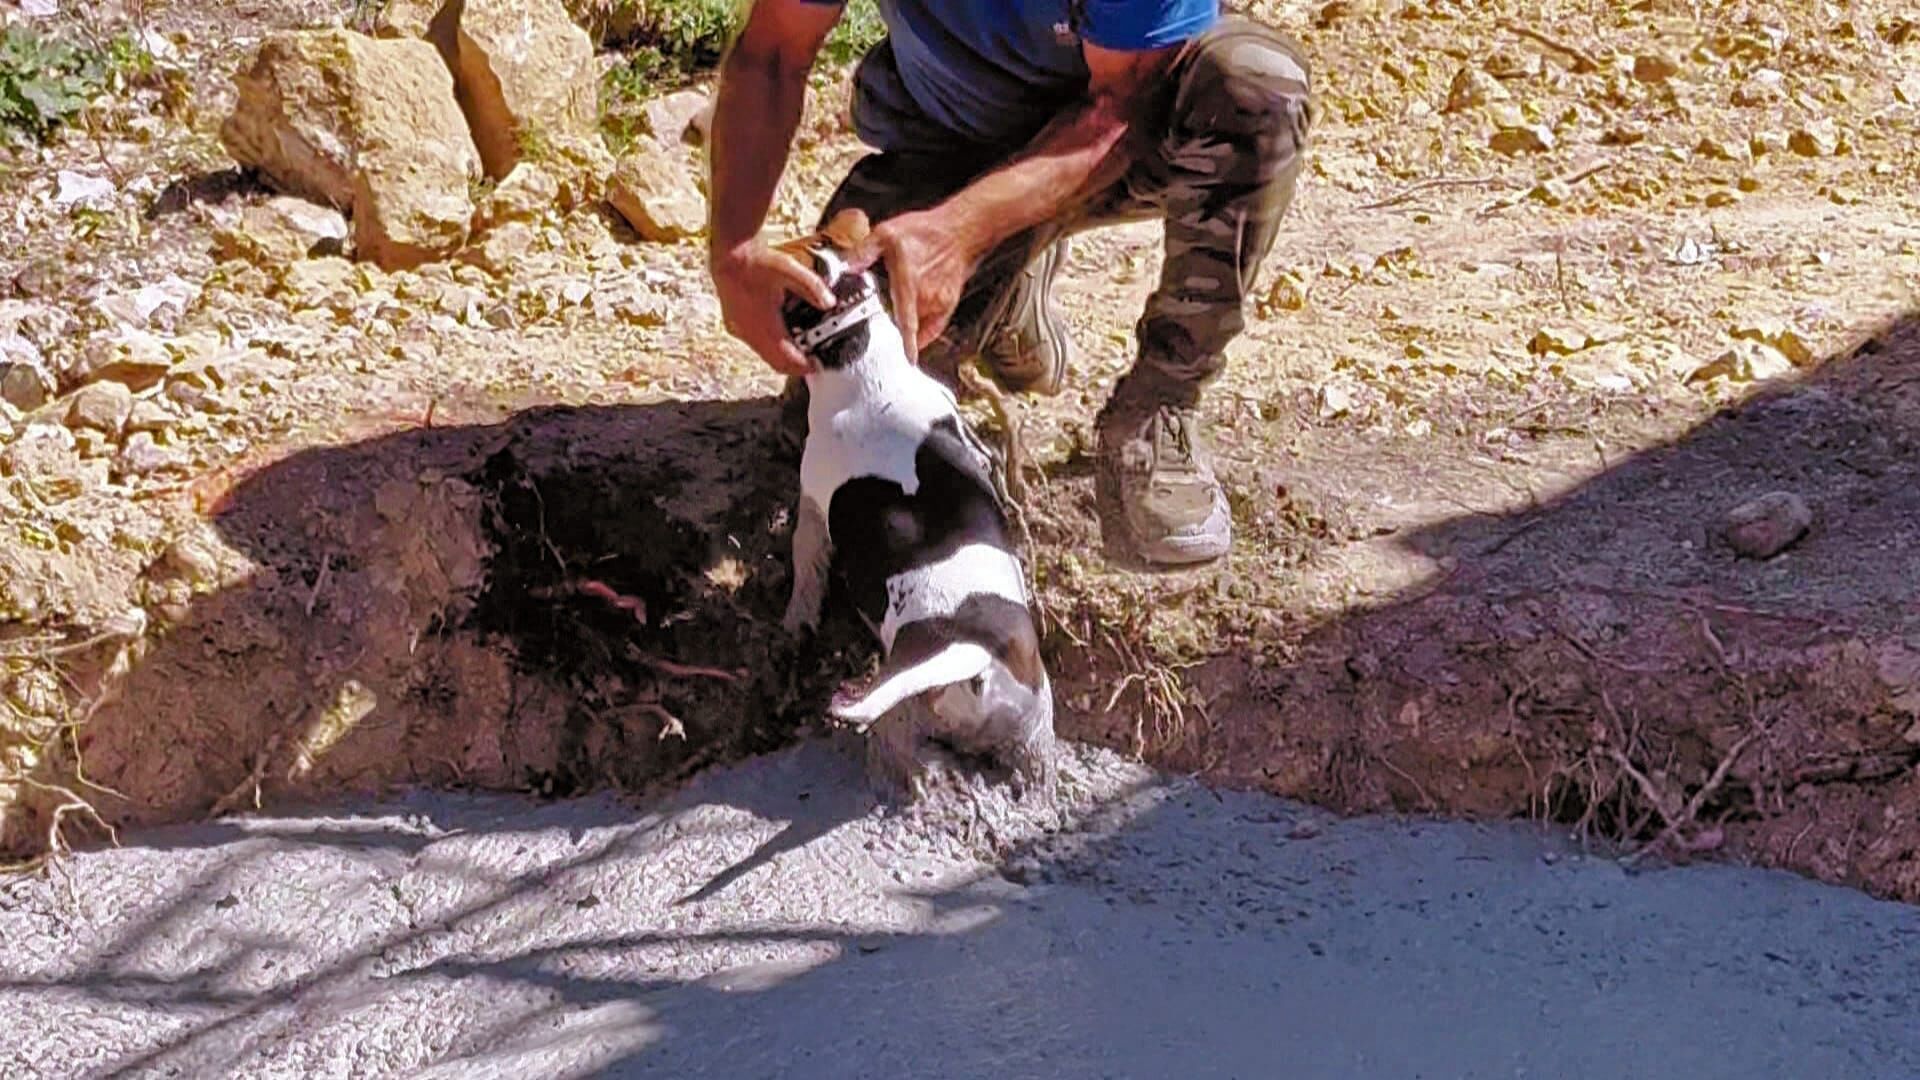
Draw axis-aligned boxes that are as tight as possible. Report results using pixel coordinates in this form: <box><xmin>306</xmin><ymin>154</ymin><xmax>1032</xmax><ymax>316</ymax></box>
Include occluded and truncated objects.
<box><xmin>820</xmin><ymin>17</ymin><xmax>1313</xmax><ymax>408</ymax></box>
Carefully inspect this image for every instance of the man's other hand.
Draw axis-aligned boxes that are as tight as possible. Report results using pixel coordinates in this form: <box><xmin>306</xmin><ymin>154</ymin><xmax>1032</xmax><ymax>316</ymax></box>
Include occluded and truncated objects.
<box><xmin>850</xmin><ymin>208</ymin><xmax>981</xmax><ymax>363</ymax></box>
<box><xmin>712</xmin><ymin>240</ymin><xmax>837</xmax><ymax>377</ymax></box>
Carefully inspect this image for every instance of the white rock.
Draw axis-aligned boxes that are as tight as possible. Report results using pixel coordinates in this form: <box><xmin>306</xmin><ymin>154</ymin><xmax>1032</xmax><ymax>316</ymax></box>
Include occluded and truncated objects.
<box><xmin>54</xmin><ymin>170</ymin><xmax>116</xmax><ymax>209</ymax></box>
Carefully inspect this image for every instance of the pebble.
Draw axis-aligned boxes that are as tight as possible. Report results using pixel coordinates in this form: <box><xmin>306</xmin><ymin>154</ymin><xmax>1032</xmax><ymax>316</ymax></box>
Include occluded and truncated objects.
<box><xmin>1722</xmin><ymin>491</ymin><xmax>1813</xmax><ymax>560</ymax></box>
<box><xmin>66</xmin><ymin>380</ymin><xmax>136</xmax><ymax>435</ymax></box>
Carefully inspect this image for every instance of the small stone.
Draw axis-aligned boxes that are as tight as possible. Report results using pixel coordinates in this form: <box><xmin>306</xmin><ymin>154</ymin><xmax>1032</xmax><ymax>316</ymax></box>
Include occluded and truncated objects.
<box><xmin>1749</xmin><ymin>129</ymin><xmax>1788</xmax><ymax>157</ymax></box>
<box><xmin>1729</xmin><ymin>317</ymin><xmax>1814</xmax><ymax>365</ymax></box>
<box><xmin>641</xmin><ymin>88</ymin><xmax>713</xmax><ymax>146</ymax></box>
<box><xmin>213</xmin><ymin>196</ymin><xmax>350</xmax><ymax>265</ymax></box>
<box><xmin>606</xmin><ymin>139</ymin><xmax>707</xmax><ymax>242</ymax></box>
<box><xmin>1896</xmin><ymin>72</ymin><xmax>1920</xmax><ymax>106</ymax></box>
<box><xmin>1444</xmin><ymin>66</ymin><xmax>1507</xmax><ymax>112</ymax></box>
<box><xmin>76</xmin><ymin>331</ymin><xmax>173</xmax><ymax>392</ymax></box>
<box><xmin>1736</xmin><ymin>173</ymin><xmax>1762</xmax><ymax>193</ymax></box>
<box><xmin>1483</xmin><ymin>49</ymin><xmax>1542</xmax><ymax>80</ymax></box>
<box><xmin>1</xmin><ymin>357</ymin><xmax>54</xmax><ymax>410</ymax></box>
<box><xmin>278</xmin><ymin>256</ymin><xmax>362</xmax><ymax>312</ymax></box>
<box><xmin>1526</xmin><ymin>178</ymin><xmax>1572</xmax><ymax>206</ymax></box>
<box><xmin>1685</xmin><ymin>340</ymin><xmax>1794</xmax><ymax>385</ymax></box>
<box><xmin>1722</xmin><ymin>491</ymin><xmax>1812</xmax><ymax>559</ymax></box>
<box><xmin>126</xmin><ymin>397</ymin><xmax>178</xmax><ymax>433</ymax></box>
<box><xmin>1632</xmin><ymin>53</ymin><xmax>1680</xmax><ymax>82</ymax></box>
<box><xmin>371</xmin><ymin>0</ymin><xmax>441</xmax><ymax>38</ymax></box>
<box><xmin>1318</xmin><ymin>383</ymin><xmax>1355</xmax><ymax>419</ymax></box>
<box><xmin>611</xmin><ymin>290</ymin><xmax>668</xmax><ymax>326</ymax></box>
<box><xmin>66</xmin><ymin>380</ymin><xmax>136</xmax><ymax>436</ymax></box>
<box><xmin>1694</xmin><ymin>135</ymin><xmax>1744</xmax><ymax>161</ymax></box>
<box><xmin>1704</xmin><ymin>189</ymin><xmax>1741</xmax><ymax>207</ymax></box>
<box><xmin>1599</xmin><ymin>122</ymin><xmax>1648</xmax><ymax>146</ymax></box>
<box><xmin>473</xmin><ymin>162</ymin><xmax>560</xmax><ymax>232</ymax></box>
<box><xmin>54</xmin><ymin>170</ymin><xmax>116</xmax><ymax>209</ymax></box>
<box><xmin>117</xmin><ymin>431</ymin><xmax>187</xmax><ymax>477</ymax></box>
<box><xmin>1788</xmin><ymin>119</ymin><xmax>1841</xmax><ymax>157</ymax></box>
<box><xmin>1730</xmin><ymin>69</ymin><xmax>1785</xmax><ymax>107</ymax></box>
<box><xmin>462</xmin><ymin>220</ymin><xmax>539</xmax><ymax>275</ymax></box>
<box><xmin>1262</xmin><ymin>269</ymin><xmax>1308</xmax><ymax>312</ymax></box>
<box><xmin>1528</xmin><ymin>324</ymin><xmax>1590</xmax><ymax>355</ymax></box>
<box><xmin>1489</xmin><ymin>123</ymin><xmax>1555</xmax><ymax>156</ymax></box>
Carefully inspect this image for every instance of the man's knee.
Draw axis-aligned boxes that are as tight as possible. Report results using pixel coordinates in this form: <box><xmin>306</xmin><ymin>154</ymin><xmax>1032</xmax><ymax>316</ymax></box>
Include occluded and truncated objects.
<box><xmin>1170</xmin><ymin>20</ymin><xmax>1314</xmax><ymax>166</ymax></box>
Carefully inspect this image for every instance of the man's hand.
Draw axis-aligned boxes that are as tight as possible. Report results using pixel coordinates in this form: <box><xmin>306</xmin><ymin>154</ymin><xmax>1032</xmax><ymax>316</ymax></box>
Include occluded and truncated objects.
<box><xmin>711</xmin><ymin>240</ymin><xmax>837</xmax><ymax>377</ymax></box>
<box><xmin>849</xmin><ymin>208</ymin><xmax>984</xmax><ymax>363</ymax></box>
<box><xmin>707</xmin><ymin>0</ymin><xmax>842</xmax><ymax>375</ymax></box>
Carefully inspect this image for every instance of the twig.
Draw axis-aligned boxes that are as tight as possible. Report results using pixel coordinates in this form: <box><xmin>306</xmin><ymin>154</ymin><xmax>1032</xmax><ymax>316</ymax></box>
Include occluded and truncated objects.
<box><xmin>206</xmin><ymin>728</ymin><xmax>290</xmax><ymax>820</ymax></box>
<box><xmin>1357</xmin><ymin>176</ymin><xmax>1500</xmax><ymax>211</ymax></box>
<box><xmin>305</xmin><ymin>555</ymin><xmax>333</xmax><ymax>617</ymax></box>
<box><xmin>1497</xmin><ymin>19</ymin><xmax>1603</xmax><ymax>73</ymax></box>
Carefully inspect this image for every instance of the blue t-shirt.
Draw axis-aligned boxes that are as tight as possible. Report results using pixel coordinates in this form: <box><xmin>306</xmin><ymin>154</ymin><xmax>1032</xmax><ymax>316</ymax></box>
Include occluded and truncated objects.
<box><xmin>826</xmin><ymin>0</ymin><xmax>1217</xmax><ymax>148</ymax></box>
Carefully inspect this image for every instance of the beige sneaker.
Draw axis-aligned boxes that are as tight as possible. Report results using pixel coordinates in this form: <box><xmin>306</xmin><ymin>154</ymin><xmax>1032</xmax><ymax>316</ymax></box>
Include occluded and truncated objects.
<box><xmin>978</xmin><ymin>238</ymin><xmax>1074</xmax><ymax>397</ymax></box>
<box><xmin>1096</xmin><ymin>401</ymin><xmax>1232</xmax><ymax>565</ymax></box>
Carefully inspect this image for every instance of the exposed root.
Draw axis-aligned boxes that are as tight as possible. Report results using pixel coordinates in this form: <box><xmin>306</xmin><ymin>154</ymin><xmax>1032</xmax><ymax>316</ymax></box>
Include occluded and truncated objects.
<box><xmin>207</xmin><ymin>724</ymin><xmax>293</xmax><ymax>820</ymax></box>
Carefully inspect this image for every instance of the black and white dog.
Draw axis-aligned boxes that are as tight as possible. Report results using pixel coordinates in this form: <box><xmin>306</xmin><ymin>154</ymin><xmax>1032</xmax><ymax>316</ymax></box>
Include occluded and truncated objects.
<box><xmin>777</xmin><ymin>211</ymin><xmax>1055</xmax><ymax>789</ymax></box>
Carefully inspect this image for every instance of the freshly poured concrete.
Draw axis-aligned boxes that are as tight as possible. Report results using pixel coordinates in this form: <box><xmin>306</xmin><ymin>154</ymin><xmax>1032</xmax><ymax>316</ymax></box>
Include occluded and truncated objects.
<box><xmin>3</xmin><ymin>741</ymin><xmax>1916</xmax><ymax>1079</ymax></box>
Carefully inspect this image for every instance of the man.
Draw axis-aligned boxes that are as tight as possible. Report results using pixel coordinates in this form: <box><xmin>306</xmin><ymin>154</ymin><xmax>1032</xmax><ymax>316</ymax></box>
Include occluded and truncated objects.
<box><xmin>708</xmin><ymin>0</ymin><xmax>1312</xmax><ymax>565</ymax></box>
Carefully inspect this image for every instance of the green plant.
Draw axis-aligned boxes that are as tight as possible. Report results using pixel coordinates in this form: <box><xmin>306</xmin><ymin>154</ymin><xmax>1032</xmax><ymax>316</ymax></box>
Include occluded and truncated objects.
<box><xmin>0</xmin><ymin>24</ymin><xmax>156</xmax><ymax>145</ymax></box>
<box><xmin>596</xmin><ymin>0</ymin><xmax>884</xmax><ymax>149</ymax></box>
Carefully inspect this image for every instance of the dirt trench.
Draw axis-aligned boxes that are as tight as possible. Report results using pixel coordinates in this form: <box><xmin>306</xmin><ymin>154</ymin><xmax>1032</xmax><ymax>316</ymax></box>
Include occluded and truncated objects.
<box><xmin>3</xmin><ymin>311</ymin><xmax>1912</xmax><ymax>904</ymax></box>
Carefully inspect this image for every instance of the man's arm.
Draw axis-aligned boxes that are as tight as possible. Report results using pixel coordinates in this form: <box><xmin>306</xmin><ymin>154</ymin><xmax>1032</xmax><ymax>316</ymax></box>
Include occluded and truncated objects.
<box><xmin>945</xmin><ymin>46</ymin><xmax>1172</xmax><ymax>263</ymax></box>
<box><xmin>709</xmin><ymin>0</ymin><xmax>842</xmax><ymax>375</ymax></box>
<box><xmin>854</xmin><ymin>44</ymin><xmax>1177</xmax><ymax>358</ymax></box>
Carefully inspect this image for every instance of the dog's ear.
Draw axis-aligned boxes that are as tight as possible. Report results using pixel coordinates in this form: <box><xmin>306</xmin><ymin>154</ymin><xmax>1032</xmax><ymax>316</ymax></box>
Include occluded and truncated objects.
<box><xmin>820</xmin><ymin>209</ymin><xmax>871</xmax><ymax>251</ymax></box>
<box><xmin>771</xmin><ymin>231</ymin><xmax>823</xmax><ymax>265</ymax></box>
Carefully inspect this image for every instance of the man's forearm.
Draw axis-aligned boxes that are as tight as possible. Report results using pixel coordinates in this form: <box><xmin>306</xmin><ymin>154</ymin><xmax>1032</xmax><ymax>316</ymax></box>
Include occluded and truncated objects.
<box><xmin>940</xmin><ymin>92</ymin><xmax>1142</xmax><ymax>262</ymax></box>
<box><xmin>708</xmin><ymin>42</ymin><xmax>812</xmax><ymax>257</ymax></box>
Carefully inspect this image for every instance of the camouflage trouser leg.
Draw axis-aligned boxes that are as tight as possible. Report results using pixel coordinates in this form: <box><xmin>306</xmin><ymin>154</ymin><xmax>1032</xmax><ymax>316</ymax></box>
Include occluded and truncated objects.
<box><xmin>1110</xmin><ymin>18</ymin><xmax>1313</xmax><ymax>410</ymax></box>
<box><xmin>817</xmin><ymin>18</ymin><xmax>1313</xmax><ymax>404</ymax></box>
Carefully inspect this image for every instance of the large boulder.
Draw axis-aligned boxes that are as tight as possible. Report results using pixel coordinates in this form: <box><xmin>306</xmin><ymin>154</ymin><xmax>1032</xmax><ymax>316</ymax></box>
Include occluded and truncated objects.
<box><xmin>606</xmin><ymin>138</ymin><xmax>706</xmax><ymax>242</ymax></box>
<box><xmin>220</xmin><ymin>29</ymin><xmax>482</xmax><ymax>271</ymax></box>
<box><xmin>441</xmin><ymin>0</ymin><xmax>601</xmax><ymax>181</ymax></box>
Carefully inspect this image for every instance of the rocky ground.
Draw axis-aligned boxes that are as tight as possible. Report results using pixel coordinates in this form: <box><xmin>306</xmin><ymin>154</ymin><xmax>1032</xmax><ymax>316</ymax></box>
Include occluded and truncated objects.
<box><xmin>0</xmin><ymin>0</ymin><xmax>1918</xmax><ymax>903</ymax></box>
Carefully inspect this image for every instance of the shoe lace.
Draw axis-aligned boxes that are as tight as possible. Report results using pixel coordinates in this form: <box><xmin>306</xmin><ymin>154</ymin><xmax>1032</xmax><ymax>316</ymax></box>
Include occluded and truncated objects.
<box><xmin>1154</xmin><ymin>406</ymin><xmax>1195</xmax><ymax>466</ymax></box>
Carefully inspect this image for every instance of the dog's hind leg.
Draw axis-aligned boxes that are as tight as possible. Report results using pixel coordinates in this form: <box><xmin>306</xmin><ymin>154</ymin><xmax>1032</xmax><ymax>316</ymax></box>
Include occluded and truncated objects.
<box><xmin>783</xmin><ymin>495</ymin><xmax>832</xmax><ymax>635</ymax></box>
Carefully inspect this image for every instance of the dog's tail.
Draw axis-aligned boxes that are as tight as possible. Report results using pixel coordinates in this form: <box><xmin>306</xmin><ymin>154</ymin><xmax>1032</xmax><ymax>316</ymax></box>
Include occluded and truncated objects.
<box><xmin>829</xmin><ymin>640</ymin><xmax>994</xmax><ymax>729</ymax></box>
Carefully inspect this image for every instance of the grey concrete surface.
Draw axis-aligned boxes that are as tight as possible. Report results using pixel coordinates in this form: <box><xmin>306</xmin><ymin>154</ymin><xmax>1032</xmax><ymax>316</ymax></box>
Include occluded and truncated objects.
<box><xmin>3</xmin><ymin>739</ymin><xmax>1918</xmax><ymax>1080</ymax></box>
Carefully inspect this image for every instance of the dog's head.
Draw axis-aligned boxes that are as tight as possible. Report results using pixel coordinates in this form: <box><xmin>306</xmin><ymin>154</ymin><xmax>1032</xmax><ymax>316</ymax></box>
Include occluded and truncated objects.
<box><xmin>776</xmin><ymin>210</ymin><xmax>890</xmax><ymax>370</ymax></box>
